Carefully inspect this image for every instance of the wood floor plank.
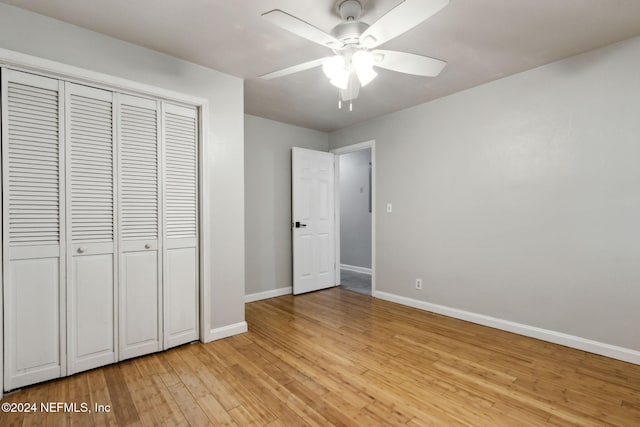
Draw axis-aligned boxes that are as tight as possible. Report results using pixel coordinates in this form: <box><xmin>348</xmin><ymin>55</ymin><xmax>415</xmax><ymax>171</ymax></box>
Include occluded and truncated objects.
<box><xmin>45</xmin><ymin>372</ymin><xmax>70</xmax><ymax>427</ymax></box>
<box><xmin>85</xmin><ymin>369</ymin><xmax>119</xmax><ymax>427</ymax></box>
<box><xmin>227</xmin><ymin>404</ymin><xmax>263</xmax><ymax>426</ymax></box>
<box><xmin>227</xmin><ymin>364</ymin><xmax>310</xmax><ymax>426</ymax></box>
<box><xmin>195</xmin><ymin>394</ymin><xmax>238</xmax><ymax>426</ymax></box>
<box><xmin>144</xmin><ymin>374</ymin><xmax>189</xmax><ymax>426</ymax></box>
<box><xmin>214</xmin><ymin>367</ymin><xmax>279</xmax><ymax>425</ymax></box>
<box><xmin>67</xmin><ymin>372</ymin><xmax>94</xmax><ymax>427</ymax></box>
<box><xmin>119</xmin><ymin>359</ymin><xmax>166</xmax><ymax>426</ymax></box>
<box><xmin>25</xmin><ymin>382</ymin><xmax>51</xmax><ymax>427</ymax></box>
<box><xmin>2</xmin><ymin>287</ymin><xmax>640</xmax><ymax>426</ymax></box>
<box><xmin>164</xmin><ymin>347</ymin><xmax>211</xmax><ymax>400</ymax></box>
<box><xmin>102</xmin><ymin>364</ymin><xmax>140</xmax><ymax>426</ymax></box>
<box><xmin>187</xmin><ymin>345</ymin><xmax>243</xmax><ymax>411</ymax></box>
<box><xmin>165</xmin><ymin>380</ymin><xmax>212</xmax><ymax>426</ymax></box>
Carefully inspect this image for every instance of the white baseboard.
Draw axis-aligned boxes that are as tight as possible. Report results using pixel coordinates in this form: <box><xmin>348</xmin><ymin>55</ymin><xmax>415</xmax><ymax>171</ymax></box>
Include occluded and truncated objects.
<box><xmin>374</xmin><ymin>291</ymin><xmax>640</xmax><ymax>366</ymax></box>
<box><xmin>245</xmin><ymin>286</ymin><xmax>292</xmax><ymax>303</ymax></box>
<box><xmin>207</xmin><ymin>321</ymin><xmax>248</xmax><ymax>342</ymax></box>
<box><xmin>340</xmin><ymin>264</ymin><xmax>372</xmax><ymax>275</ymax></box>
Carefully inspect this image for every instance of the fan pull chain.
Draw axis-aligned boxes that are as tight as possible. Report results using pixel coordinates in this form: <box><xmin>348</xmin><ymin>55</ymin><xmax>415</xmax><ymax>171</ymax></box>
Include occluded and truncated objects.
<box><xmin>336</xmin><ymin>91</ymin><xmax>354</xmax><ymax>111</ymax></box>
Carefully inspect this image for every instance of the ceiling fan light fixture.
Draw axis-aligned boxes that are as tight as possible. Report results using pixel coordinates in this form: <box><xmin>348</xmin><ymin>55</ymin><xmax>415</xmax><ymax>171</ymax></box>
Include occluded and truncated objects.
<box><xmin>330</xmin><ymin>74</ymin><xmax>349</xmax><ymax>90</ymax></box>
<box><xmin>356</xmin><ymin>66</ymin><xmax>377</xmax><ymax>87</ymax></box>
<box><xmin>323</xmin><ymin>55</ymin><xmax>350</xmax><ymax>89</ymax></box>
<box><xmin>322</xmin><ymin>55</ymin><xmax>345</xmax><ymax>79</ymax></box>
<box><xmin>352</xmin><ymin>50</ymin><xmax>377</xmax><ymax>87</ymax></box>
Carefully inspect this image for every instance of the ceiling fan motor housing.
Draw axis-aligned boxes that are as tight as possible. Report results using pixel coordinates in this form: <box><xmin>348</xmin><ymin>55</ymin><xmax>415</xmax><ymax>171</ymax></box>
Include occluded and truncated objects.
<box><xmin>332</xmin><ymin>21</ymin><xmax>369</xmax><ymax>45</ymax></box>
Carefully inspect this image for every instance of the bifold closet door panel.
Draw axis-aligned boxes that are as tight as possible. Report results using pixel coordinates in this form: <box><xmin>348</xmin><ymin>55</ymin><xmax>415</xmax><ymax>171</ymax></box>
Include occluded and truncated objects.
<box><xmin>163</xmin><ymin>103</ymin><xmax>199</xmax><ymax>349</ymax></box>
<box><xmin>66</xmin><ymin>83</ymin><xmax>116</xmax><ymax>375</ymax></box>
<box><xmin>2</xmin><ymin>70</ymin><xmax>65</xmax><ymax>390</ymax></box>
<box><xmin>118</xmin><ymin>94</ymin><xmax>161</xmax><ymax>360</ymax></box>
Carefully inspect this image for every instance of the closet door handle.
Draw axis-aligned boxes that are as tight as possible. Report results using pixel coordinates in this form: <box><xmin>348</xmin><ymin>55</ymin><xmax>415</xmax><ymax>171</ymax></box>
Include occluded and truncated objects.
<box><xmin>77</xmin><ymin>246</ymin><xmax>87</xmax><ymax>253</ymax></box>
<box><xmin>145</xmin><ymin>243</ymin><xmax>151</xmax><ymax>249</ymax></box>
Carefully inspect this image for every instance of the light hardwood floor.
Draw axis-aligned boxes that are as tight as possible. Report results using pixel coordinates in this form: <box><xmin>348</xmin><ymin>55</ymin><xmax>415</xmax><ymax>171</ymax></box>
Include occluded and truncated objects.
<box><xmin>2</xmin><ymin>288</ymin><xmax>640</xmax><ymax>426</ymax></box>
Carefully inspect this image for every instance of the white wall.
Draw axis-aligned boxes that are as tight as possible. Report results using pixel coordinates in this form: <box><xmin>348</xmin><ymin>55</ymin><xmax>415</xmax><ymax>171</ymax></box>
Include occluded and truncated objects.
<box><xmin>330</xmin><ymin>36</ymin><xmax>640</xmax><ymax>355</ymax></box>
<box><xmin>0</xmin><ymin>4</ymin><xmax>246</xmax><ymax>336</ymax></box>
<box><xmin>244</xmin><ymin>115</ymin><xmax>328</xmax><ymax>298</ymax></box>
<box><xmin>339</xmin><ymin>149</ymin><xmax>372</xmax><ymax>269</ymax></box>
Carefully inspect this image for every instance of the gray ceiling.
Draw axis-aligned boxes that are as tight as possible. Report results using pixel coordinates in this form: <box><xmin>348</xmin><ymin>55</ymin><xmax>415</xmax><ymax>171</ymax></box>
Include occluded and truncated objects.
<box><xmin>3</xmin><ymin>0</ymin><xmax>640</xmax><ymax>132</ymax></box>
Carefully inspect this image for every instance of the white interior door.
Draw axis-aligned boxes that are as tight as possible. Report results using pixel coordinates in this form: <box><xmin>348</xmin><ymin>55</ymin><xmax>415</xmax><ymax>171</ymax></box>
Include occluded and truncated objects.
<box><xmin>162</xmin><ymin>103</ymin><xmax>199</xmax><ymax>348</ymax></box>
<box><xmin>292</xmin><ymin>148</ymin><xmax>335</xmax><ymax>295</ymax></box>
<box><xmin>2</xmin><ymin>69</ymin><xmax>65</xmax><ymax>390</ymax></box>
<box><xmin>118</xmin><ymin>94</ymin><xmax>161</xmax><ymax>360</ymax></box>
<box><xmin>66</xmin><ymin>82</ymin><xmax>116</xmax><ymax>375</ymax></box>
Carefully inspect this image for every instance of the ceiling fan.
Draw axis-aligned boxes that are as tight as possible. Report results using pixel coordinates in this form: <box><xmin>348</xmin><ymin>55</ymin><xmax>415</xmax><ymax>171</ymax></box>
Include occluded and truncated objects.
<box><xmin>260</xmin><ymin>0</ymin><xmax>449</xmax><ymax>109</ymax></box>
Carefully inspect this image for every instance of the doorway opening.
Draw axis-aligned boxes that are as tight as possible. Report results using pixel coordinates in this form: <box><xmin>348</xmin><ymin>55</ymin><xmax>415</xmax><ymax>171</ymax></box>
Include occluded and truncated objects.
<box><xmin>332</xmin><ymin>141</ymin><xmax>375</xmax><ymax>296</ymax></box>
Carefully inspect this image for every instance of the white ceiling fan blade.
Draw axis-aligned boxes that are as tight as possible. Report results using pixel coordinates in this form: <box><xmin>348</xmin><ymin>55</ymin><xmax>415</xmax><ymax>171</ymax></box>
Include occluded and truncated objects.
<box><xmin>373</xmin><ymin>50</ymin><xmax>446</xmax><ymax>77</ymax></box>
<box><xmin>360</xmin><ymin>0</ymin><xmax>449</xmax><ymax>49</ymax></box>
<box><xmin>259</xmin><ymin>57</ymin><xmax>330</xmax><ymax>80</ymax></box>
<box><xmin>262</xmin><ymin>10</ymin><xmax>344</xmax><ymax>49</ymax></box>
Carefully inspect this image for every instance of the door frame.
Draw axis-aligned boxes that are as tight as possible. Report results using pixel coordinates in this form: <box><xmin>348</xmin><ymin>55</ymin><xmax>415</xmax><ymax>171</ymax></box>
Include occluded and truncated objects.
<box><xmin>331</xmin><ymin>140</ymin><xmax>376</xmax><ymax>295</ymax></box>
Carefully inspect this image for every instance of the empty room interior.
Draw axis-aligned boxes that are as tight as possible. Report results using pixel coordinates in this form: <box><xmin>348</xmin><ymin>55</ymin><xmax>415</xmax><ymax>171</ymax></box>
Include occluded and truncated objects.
<box><xmin>1</xmin><ymin>0</ymin><xmax>640</xmax><ymax>425</ymax></box>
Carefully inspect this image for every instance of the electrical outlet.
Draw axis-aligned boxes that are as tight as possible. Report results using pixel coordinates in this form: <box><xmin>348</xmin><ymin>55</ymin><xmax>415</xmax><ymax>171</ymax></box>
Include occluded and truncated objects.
<box><xmin>415</xmin><ymin>278</ymin><xmax>422</xmax><ymax>290</ymax></box>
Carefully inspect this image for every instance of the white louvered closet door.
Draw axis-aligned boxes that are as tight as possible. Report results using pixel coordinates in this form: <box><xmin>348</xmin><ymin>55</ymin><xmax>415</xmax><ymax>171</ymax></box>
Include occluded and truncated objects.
<box><xmin>163</xmin><ymin>103</ymin><xmax>199</xmax><ymax>348</ymax></box>
<box><xmin>65</xmin><ymin>83</ymin><xmax>116</xmax><ymax>374</ymax></box>
<box><xmin>2</xmin><ymin>70</ymin><xmax>65</xmax><ymax>390</ymax></box>
<box><xmin>118</xmin><ymin>94</ymin><xmax>161</xmax><ymax>360</ymax></box>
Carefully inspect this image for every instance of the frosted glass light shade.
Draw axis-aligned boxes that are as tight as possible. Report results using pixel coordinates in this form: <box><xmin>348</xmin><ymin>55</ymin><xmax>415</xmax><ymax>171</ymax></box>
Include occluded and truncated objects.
<box><xmin>323</xmin><ymin>56</ymin><xmax>345</xmax><ymax>79</ymax></box>
<box><xmin>330</xmin><ymin>75</ymin><xmax>349</xmax><ymax>90</ymax></box>
<box><xmin>323</xmin><ymin>55</ymin><xmax>349</xmax><ymax>89</ymax></box>
<box><xmin>352</xmin><ymin>50</ymin><xmax>377</xmax><ymax>87</ymax></box>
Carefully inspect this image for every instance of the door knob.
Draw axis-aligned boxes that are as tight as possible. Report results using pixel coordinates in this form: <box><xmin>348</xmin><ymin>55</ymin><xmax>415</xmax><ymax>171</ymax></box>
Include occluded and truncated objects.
<box><xmin>78</xmin><ymin>246</ymin><xmax>87</xmax><ymax>253</ymax></box>
<box><xmin>145</xmin><ymin>243</ymin><xmax>151</xmax><ymax>249</ymax></box>
<box><xmin>295</xmin><ymin>221</ymin><xmax>307</xmax><ymax>228</ymax></box>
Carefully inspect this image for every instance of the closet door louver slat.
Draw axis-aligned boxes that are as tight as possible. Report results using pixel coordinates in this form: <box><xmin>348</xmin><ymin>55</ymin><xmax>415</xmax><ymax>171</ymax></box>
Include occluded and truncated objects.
<box><xmin>69</xmin><ymin>94</ymin><xmax>114</xmax><ymax>243</ymax></box>
<box><xmin>7</xmin><ymin>88</ymin><xmax>59</xmax><ymax>246</ymax></box>
<box><xmin>118</xmin><ymin>94</ymin><xmax>162</xmax><ymax>360</ymax></box>
<box><xmin>165</xmin><ymin>113</ymin><xmax>197</xmax><ymax>240</ymax></box>
<box><xmin>2</xmin><ymin>70</ymin><xmax>64</xmax><ymax>390</ymax></box>
<box><xmin>163</xmin><ymin>103</ymin><xmax>199</xmax><ymax>349</ymax></box>
<box><xmin>66</xmin><ymin>83</ymin><xmax>116</xmax><ymax>375</ymax></box>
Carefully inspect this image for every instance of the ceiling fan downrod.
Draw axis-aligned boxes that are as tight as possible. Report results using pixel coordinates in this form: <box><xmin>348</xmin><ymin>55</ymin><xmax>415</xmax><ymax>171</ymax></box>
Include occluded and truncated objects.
<box><xmin>333</xmin><ymin>0</ymin><xmax>368</xmax><ymax>46</ymax></box>
<box><xmin>338</xmin><ymin>0</ymin><xmax>363</xmax><ymax>22</ymax></box>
